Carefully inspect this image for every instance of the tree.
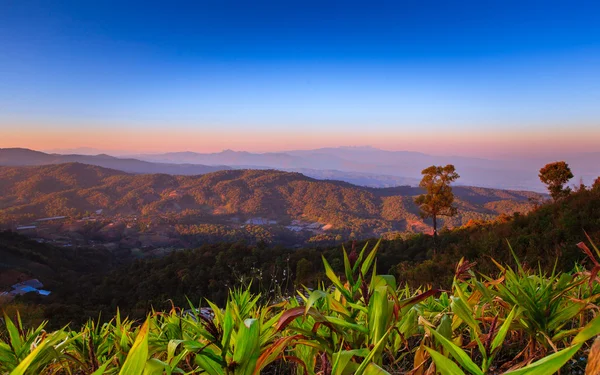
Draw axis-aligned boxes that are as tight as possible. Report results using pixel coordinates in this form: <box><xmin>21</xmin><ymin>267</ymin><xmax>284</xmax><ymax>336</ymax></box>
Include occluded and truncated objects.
<box><xmin>539</xmin><ymin>161</ymin><xmax>574</xmax><ymax>201</ymax></box>
<box><xmin>295</xmin><ymin>258</ymin><xmax>314</xmax><ymax>285</ymax></box>
<box><xmin>414</xmin><ymin>165</ymin><xmax>460</xmax><ymax>240</ymax></box>
<box><xmin>593</xmin><ymin>177</ymin><xmax>600</xmax><ymax>191</ymax></box>
<box><xmin>573</xmin><ymin>177</ymin><xmax>587</xmax><ymax>192</ymax></box>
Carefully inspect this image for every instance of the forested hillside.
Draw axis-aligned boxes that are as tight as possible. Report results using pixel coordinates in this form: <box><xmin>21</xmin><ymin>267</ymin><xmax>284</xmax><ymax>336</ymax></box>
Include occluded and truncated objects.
<box><xmin>3</xmin><ymin>185</ymin><xmax>597</xmax><ymax>329</ymax></box>
<box><xmin>0</xmin><ymin>231</ymin><xmax>118</xmax><ymax>289</ymax></box>
<box><xmin>79</xmin><ymin>186</ymin><xmax>600</xmax><ymax>316</ymax></box>
<box><xmin>0</xmin><ymin>163</ymin><xmax>542</xmax><ymax>237</ymax></box>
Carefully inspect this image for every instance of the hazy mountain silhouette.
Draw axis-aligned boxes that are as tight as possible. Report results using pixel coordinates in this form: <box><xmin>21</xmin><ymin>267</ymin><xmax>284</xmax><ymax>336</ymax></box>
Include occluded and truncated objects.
<box><xmin>133</xmin><ymin>146</ymin><xmax>600</xmax><ymax>192</ymax></box>
<box><xmin>0</xmin><ymin>148</ymin><xmax>420</xmax><ymax>188</ymax></box>
<box><xmin>0</xmin><ymin>148</ymin><xmax>230</xmax><ymax>175</ymax></box>
<box><xmin>6</xmin><ymin>147</ymin><xmax>598</xmax><ymax>192</ymax></box>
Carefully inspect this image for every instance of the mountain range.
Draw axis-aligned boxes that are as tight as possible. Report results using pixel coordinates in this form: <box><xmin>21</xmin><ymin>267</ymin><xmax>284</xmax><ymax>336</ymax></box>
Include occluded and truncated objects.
<box><xmin>0</xmin><ymin>163</ymin><xmax>543</xmax><ymax>240</ymax></box>
<box><xmin>5</xmin><ymin>146</ymin><xmax>599</xmax><ymax>192</ymax></box>
<box><xmin>0</xmin><ymin>148</ymin><xmax>228</xmax><ymax>175</ymax></box>
<box><xmin>134</xmin><ymin>146</ymin><xmax>599</xmax><ymax>192</ymax></box>
<box><xmin>0</xmin><ymin>148</ymin><xmax>419</xmax><ymax>188</ymax></box>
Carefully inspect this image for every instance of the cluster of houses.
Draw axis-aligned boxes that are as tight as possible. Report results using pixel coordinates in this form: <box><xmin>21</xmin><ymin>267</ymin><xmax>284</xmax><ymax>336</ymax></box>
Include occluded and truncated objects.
<box><xmin>285</xmin><ymin>219</ymin><xmax>333</xmax><ymax>232</ymax></box>
<box><xmin>237</xmin><ymin>217</ymin><xmax>334</xmax><ymax>233</ymax></box>
<box><xmin>0</xmin><ymin>279</ymin><xmax>51</xmax><ymax>301</ymax></box>
<box><xmin>14</xmin><ymin>211</ymin><xmax>104</xmax><ymax>233</ymax></box>
<box><xmin>15</xmin><ymin>216</ymin><xmax>68</xmax><ymax>232</ymax></box>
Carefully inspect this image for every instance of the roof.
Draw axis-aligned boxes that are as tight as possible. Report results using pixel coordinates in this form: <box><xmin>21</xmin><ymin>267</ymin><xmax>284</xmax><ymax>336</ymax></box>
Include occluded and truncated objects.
<box><xmin>35</xmin><ymin>216</ymin><xmax>67</xmax><ymax>222</ymax></box>
<box><xmin>12</xmin><ymin>286</ymin><xmax>38</xmax><ymax>295</ymax></box>
<box><xmin>12</xmin><ymin>279</ymin><xmax>44</xmax><ymax>289</ymax></box>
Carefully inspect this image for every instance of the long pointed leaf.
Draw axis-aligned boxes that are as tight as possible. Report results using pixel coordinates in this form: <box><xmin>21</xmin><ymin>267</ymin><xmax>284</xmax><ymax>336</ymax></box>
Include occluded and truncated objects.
<box><xmin>573</xmin><ymin>314</ymin><xmax>600</xmax><ymax>345</ymax></box>
<box><xmin>233</xmin><ymin>319</ymin><xmax>260</xmax><ymax>375</ymax></box>
<box><xmin>424</xmin><ymin>347</ymin><xmax>467</xmax><ymax>375</ymax></box>
<box><xmin>491</xmin><ymin>307</ymin><xmax>518</xmax><ymax>353</ymax></box>
<box><xmin>119</xmin><ymin>319</ymin><xmax>150</xmax><ymax>375</ymax></box>
<box><xmin>503</xmin><ymin>344</ymin><xmax>582</xmax><ymax>375</ymax></box>
<box><xmin>428</xmin><ymin>328</ymin><xmax>483</xmax><ymax>375</ymax></box>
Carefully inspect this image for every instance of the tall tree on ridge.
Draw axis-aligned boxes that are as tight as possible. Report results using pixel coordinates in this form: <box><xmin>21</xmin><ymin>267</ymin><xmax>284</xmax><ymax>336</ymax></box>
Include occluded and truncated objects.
<box><xmin>539</xmin><ymin>161</ymin><xmax>574</xmax><ymax>201</ymax></box>
<box><xmin>414</xmin><ymin>165</ymin><xmax>460</xmax><ymax>242</ymax></box>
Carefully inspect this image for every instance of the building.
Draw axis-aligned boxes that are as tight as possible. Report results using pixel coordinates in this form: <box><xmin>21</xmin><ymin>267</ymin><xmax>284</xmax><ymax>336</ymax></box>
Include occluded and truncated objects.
<box><xmin>35</xmin><ymin>216</ymin><xmax>67</xmax><ymax>223</ymax></box>
<box><xmin>12</xmin><ymin>279</ymin><xmax>44</xmax><ymax>289</ymax></box>
<box><xmin>16</xmin><ymin>225</ymin><xmax>37</xmax><ymax>231</ymax></box>
<box><xmin>8</xmin><ymin>279</ymin><xmax>51</xmax><ymax>296</ymax></box>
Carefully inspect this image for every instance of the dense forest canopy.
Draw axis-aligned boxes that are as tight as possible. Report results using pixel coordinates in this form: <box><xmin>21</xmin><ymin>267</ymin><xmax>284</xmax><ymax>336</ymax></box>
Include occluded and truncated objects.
<box><xmin>1</xmin><ymin>185</ymin><xmax>598</xmax><ymax>329</ymax></box>
<box><xmin>0</xmin><ymin>163</ymin><xmax>542</xmax><ymax>239</ymax></box>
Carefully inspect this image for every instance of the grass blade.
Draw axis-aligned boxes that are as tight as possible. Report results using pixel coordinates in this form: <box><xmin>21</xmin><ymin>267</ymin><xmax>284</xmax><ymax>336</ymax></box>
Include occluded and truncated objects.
<box><xmin>119</xmin><ymin>319</ymin><xmax>150</xmax><ymax>375</ymax></box>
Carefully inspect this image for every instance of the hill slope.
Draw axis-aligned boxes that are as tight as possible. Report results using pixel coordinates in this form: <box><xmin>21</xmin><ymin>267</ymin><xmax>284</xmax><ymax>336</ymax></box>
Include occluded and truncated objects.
<box><xmin>38</xmin><ymin>186</ymin><xmax>600</xmax><ymax>326</ymax></box>
<box><xmin>0</xmin><ymin>163</ymin><xmax>543</xmax><ymax>237</ymax></box>
<box><xmin>0</xmin><ymin>230</ymin><xmax>116</xmax><ymax>290</ymax></box>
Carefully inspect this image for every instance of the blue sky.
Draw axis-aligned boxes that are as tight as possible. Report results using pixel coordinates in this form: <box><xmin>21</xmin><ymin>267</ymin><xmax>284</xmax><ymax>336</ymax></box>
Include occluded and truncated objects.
<box><xmin>1</xmin><ymin>1</ymin><xmax>599</xmax><ymax>154</ymax></box>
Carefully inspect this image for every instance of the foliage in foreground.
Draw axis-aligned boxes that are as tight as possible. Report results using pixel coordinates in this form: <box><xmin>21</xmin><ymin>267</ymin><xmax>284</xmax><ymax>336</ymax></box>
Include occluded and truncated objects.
<box><xmin>3</xmin><ymin>238</ymin><xmax>600</xmax><ymax>374</ymax></box>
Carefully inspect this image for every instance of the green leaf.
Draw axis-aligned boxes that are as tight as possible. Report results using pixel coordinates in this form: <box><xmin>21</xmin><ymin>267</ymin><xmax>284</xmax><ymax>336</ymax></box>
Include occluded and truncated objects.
<box><xmin>491</xmin><ymin>307</ymin><xmax>518</xmax><ymax>353</ymax></box>
<box><xmin>332</xmin><ymin>347</ymin><xmax>368</xmax><ymax>375</ymax></box>
<box><xmin>362</xmin><ymin>363</ymin><xmax>391</xmax><ymax>375</ymax></box>
<box><xmin>437</xmin><ymin>315</ymin><xmax>453</xmax><ymax>341</ymax></box>
<box><xmin>254</xmin><ymin>335</ymin><xmax>303</xmax><ymax>374</ymax></box>
<box><xmin>353</xmin><ymin>242</ymin><xmax>369</xmax><ymax>274</ymax></box>
<box><xmin>305</xmin><ymin>290</ymin><xmax>328</xmax><ymax>316</ymax></box>
<box><xmin>354</xmin><ymin>328</ymin><xmax>391</xmax><ymax>375</ymax></box>
<box><xmin>322</xmin><ymin>256</ymin><xmax>352</xmax><ymax>301</ymax></box>
<box><xmin>325</xmin><ymin>316</ymin><xmax>369</xmax><ymax>334</ymax></box>
<box><xmin>547</xmin><ymin>302</ymin><xmax>585</xmax><ymax>331</ymax></box>
<box><xmin>167</xmin><ymin>340</ymin><xmax>183</xmax><ymax>363</ymax></box>
<box><xmin>232</xmin><ymin>318</ymin><xmax>260</xmax><ymax>375</ymax></box>
<box><xmin>119</xmin><ymin>319</ymin><xmax>150</xmax><ymax>375</ymax></box>
<box><xmin>503</xmin><ymin>344</ymin><xmax>582</xmax><ymax>375</ymax></box>
<box><xmin>4</xmin><ymin>314</ymin><xmax>23</xmax><ymax>355</ymax></box>
<box><xmin>361</xmin><ymin>239</ymin><xmax>381</xmax><ymax>278</ymax></box>
<box><xmin>371</xmin><ymin>275</ymin><xmax>397</xmax><ymax>292</ymax></box>
<box><xmin>9</xmin><ymin>332</ymin><xmax>64</xmax><ymax>375</ymax></box>
<box><xmin>221</xmin><ymin>302</ymin><xmax>234</xmax><ymax>353</ymax></box>
<box><xmin>450</xmin><ymin>296</ymin><xmax>479</xmax><ymax>332</ymax></box>
<box><xmin>397</xmin><ymin>308</ymin><xmax>418</xmax><ymax>337</ymax></box>
<box><xmin>424</xmin><ymin>347</ymin><xmax>467</xmax><ymax>375</ymax></box>
<box><xmin>573</xmin><ymin>314</ymin><xmax>600</xmax><ymax>344</ymax></box>
<box><xmin>342</xmin><ymin>247</ymin><xmax>355</xmax><ymax>286</ymax></box>
<box><xmin>90</xmin><ymin>361</ymin><xmax>111</xmax><ymax>375</ymax></box>
<box><xmin>368</xmin><ymin>286</ymin><xmax>390</xmax><ymax>346</ymax></box>
<box><xmin>195</xmin><ymin>351</ymin><xmax>225</xmax><ymax>375</ymax></box>
<box><xmin>143</xmin><ymin>358</ymin><xmax>166</xmax><ymax>375</ymax></box>
<box><xmin>428</xmin><ymin>328</ymin><xmax>483</xmax><ymax>375</ymax></box>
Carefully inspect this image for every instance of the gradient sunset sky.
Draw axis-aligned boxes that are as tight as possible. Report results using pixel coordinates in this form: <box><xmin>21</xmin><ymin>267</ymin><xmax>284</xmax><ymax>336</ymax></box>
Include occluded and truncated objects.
<box><xmin>1</xmin><ymin>1</ymin><xmax>599</xmax><ymax>156</ymax></box>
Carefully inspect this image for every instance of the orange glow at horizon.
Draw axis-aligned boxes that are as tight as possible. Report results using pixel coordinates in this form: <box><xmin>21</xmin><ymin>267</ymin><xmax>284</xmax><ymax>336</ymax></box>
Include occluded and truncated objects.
<box><xmin>1</xmin><ymin>123</ymin><xmax>599</xmax><ymax>157</ymax></box>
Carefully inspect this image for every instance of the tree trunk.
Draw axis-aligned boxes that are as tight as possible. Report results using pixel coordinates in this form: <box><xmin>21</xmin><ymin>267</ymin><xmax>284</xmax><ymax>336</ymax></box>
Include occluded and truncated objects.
<box><xmin>432</xmin><ymin>214</ymin><xmax>438</xmax><ymax>254</ymax></box>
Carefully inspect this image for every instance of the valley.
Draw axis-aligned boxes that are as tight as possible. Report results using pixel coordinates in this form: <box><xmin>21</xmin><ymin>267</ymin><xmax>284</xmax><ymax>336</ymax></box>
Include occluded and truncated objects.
<box><xmin>3</xmin><ymin>3</ymin><xmax>600</xmax><ymax>373</ymax></box>
<box><xmin>0</xmin><ymin>163</ymin><xmax>543</xmax><ymax>254</ymax></box>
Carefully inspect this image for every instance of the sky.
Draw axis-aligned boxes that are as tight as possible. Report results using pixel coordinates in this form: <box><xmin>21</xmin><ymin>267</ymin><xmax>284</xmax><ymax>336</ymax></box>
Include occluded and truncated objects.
<box><xmin>1</xmin><ymin>0</ymin><xmax>599</xmax><ymax>156</ymax></box>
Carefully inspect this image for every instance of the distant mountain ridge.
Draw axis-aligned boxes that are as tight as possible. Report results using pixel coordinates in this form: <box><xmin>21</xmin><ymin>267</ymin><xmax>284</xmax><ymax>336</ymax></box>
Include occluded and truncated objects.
<box><xmin>0</xmin><ymin>148</ymin><xmax>230</xmax><ymax>175</ymax></box>
<box><xmin>0</xmin><ymin>163</ymin><xmax>543</xmax><ymax>237</ymax></box>
<box><xmin>136</xmin><ymin>149</ymin><xmax>530</xmax><ymax>189</ymax></box>
<box><xmin>134</xmin><ymin>147</ymin><xmax>600</xmax><ymax>192</ymax></box>
<box><xmin>0</xmin><ymin>148</ymin><xmax>420</xmax><ymax>188</ymax></box>
<box><xmin>4</xmin><ymin>147</ymin><xmax>597</xmax><ymax>192</ymax></box>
